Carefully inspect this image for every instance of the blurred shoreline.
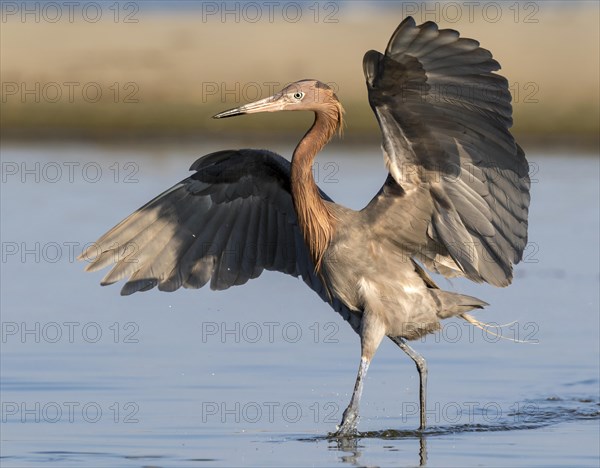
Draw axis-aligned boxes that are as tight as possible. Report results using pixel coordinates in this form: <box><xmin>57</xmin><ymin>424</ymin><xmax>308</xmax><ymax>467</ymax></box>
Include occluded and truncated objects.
<box><xmin>1</xmin><ymin>2</ymin><xmax>598</xmax><ymax>152</ymax></box>
<box><xmin>1</xmin><ymin>131</ymin><xmax>595</xmax><ymax>156</ymax></box>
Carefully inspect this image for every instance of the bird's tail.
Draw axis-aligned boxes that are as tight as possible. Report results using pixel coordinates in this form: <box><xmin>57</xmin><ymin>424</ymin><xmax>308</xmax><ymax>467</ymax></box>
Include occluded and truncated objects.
<box><xmin>431</xmin><ymin>289</ymin><xmax>488</xmax><ymax>318</ymax></box>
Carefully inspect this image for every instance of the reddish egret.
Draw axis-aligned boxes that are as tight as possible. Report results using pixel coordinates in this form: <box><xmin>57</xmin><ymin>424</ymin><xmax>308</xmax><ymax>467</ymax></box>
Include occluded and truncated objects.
<box><xmin>80</xmin><ymin>17</ymin><xmax>530</xmax><ymax>435</ymax></box>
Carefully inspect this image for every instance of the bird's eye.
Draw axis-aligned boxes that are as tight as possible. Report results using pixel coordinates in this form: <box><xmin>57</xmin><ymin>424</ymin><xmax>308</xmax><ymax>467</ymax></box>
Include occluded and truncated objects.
<box><xmin>293</xmin><ymin>92</ymin><xmax>304</xmax><ymax>100</ymax></box>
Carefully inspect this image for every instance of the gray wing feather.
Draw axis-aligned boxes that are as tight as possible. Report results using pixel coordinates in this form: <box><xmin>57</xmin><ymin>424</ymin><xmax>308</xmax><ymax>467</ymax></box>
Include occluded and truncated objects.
<box><xmin>80</xmin><ymin>149</ymin><xmax>361</xmax><ymax>333</ymax></box>
<box><xmin>363</xmin><ymin>17</ymin><xmax>530</xmax><ymax>287</ymax></box>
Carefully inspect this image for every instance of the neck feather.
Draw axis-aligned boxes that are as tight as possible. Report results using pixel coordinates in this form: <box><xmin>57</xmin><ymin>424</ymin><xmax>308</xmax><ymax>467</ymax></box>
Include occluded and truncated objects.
<box><xmin>290</xmin><ymin>108</ymin><xmax>340</xmax><ymax>271</ymax></box>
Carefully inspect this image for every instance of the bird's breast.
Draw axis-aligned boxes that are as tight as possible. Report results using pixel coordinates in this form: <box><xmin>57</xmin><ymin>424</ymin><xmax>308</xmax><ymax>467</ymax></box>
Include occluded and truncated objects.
<box><xmin>321</xmin><ymin>235</ymin><xmax>441</xmax><ymax>339</ymax></box>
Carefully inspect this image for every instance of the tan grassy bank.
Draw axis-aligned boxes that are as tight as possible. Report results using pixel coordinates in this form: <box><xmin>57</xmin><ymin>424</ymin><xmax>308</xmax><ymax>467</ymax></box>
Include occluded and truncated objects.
<box><xmin>1</xmin><ymin>2</ymin><xmax>598</xmax><ymax>150</ymax></box>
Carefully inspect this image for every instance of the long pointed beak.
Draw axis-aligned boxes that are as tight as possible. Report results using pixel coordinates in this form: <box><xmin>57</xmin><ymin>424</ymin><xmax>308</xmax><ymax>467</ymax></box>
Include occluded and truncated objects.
<box><xmin>213</xmin><ymin>94</ymin><xmax>284</xmax><ymax>119</ymax></box>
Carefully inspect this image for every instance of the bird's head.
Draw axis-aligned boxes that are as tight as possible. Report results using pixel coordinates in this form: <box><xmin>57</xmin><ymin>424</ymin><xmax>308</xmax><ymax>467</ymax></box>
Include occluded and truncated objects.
<box><xmin>213</xmin><ymin>79</ymin><xmax>344</xmax><ymax>134</ymax></box>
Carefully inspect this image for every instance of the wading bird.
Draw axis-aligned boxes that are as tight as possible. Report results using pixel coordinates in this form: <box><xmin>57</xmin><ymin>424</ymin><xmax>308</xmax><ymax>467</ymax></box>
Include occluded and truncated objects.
<box><xmin>80</xmin><ymin>17</ymin><xmax>530</xmax><ymax>435</ymax></box>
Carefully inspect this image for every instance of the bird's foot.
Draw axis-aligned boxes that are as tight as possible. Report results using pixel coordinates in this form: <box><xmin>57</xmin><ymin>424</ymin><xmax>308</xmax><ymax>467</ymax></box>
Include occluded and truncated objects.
<box><xmin>332</xmin><ymin>407</ymin><xmax>359</xmax><ymax>437</ymax></box>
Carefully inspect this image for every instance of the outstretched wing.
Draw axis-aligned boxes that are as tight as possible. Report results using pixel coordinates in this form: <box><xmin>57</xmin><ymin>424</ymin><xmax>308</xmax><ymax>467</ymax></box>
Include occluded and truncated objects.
<box><xmin>362</xmin><ymin>17</ymin><xmax>530</xmax><ymax>287</ymax></box>
<box><xmin>79</xmin><ymin>149</ymin><xmax>361</xmax><ymax>332</ymax></box>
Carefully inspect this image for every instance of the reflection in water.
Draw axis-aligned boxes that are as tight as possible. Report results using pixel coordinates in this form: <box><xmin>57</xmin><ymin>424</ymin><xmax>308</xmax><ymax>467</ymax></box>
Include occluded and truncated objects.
<box><xmin>332</xmin><ymin>437</ymin><xmax>362</xmax><ymax>466</ymax></box>
<box><xmin>420</xmin><ymin>437</ymin><xmax>427</xmax><ymax>467</ymax></box>
<box><xmin>327</xmin><ymin>432</ymin><xmax>427</xmax><ymax>466</ymax></box>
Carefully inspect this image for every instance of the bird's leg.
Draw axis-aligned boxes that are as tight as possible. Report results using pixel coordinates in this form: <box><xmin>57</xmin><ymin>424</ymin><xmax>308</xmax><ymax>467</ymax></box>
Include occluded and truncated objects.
<box><xmin>335</xmin><ymin>312</ymin><xmax>385</xmax><ymax>436</ymax></box>
<box><xmin>393</xmin><ymin>337</ymin><xmax>428</xmax><ymax>430</ymax></box>
<box><xmin>335</xmin><ymin>356</ymin><xmax>370</xmax><ymax>436</ymax></box>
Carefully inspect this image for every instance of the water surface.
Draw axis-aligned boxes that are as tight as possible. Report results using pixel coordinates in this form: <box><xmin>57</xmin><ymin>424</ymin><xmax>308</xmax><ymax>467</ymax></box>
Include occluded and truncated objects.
<box><xmin>1</xmin><ymin>143</ymin><xmax>598</xmax><ymax>467</ymax></box>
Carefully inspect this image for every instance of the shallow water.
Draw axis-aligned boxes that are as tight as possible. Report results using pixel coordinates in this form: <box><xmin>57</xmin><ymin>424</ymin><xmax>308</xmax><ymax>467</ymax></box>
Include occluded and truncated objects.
<box><xmin>1</xmin><ymin>143</ymin><xmax>598</xmax><ymax>467</ymax></box>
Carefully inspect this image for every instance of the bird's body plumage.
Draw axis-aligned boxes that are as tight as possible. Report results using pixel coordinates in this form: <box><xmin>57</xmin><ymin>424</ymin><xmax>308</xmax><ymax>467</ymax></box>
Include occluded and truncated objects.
<box><xmin>80</xmin><ymin>17</ymin><xmax>530</xmax><ymax>435</ymax></box>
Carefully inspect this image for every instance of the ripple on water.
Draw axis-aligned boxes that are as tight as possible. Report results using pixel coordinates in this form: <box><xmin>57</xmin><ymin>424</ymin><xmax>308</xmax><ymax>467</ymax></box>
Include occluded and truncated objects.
<box><xmin>297</xmin><ymin>394</ymin><xmax>600</xmax><ymax>441</ymax></box>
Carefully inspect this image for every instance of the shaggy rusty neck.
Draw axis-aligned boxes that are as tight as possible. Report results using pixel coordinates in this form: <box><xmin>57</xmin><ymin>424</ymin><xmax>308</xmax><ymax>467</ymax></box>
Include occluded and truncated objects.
<box><xmin>290</xmin><ymin>110</ymin><xmax>338</xmax><ymax>271</ymax></box>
